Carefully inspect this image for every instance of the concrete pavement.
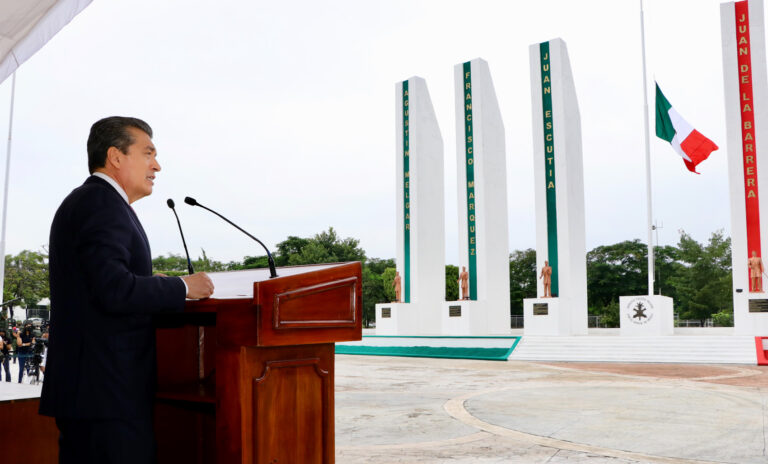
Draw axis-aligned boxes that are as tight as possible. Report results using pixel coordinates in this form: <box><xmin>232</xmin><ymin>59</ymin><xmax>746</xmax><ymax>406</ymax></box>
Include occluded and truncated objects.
<box><xmin>335</xmin><ymin>355</ymin><xmax>768</xmax><ymax>463</ymax></box>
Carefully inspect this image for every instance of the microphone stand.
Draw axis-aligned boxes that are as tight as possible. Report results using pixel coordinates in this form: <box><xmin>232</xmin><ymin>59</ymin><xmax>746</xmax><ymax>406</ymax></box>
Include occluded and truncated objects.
<box><xmin>167</xmin><ymin>199</ymin><xmax>194</xmax><ymax>274</ymax></box>
<box><xmin>185</xmin><ymin>197</ymin><xmax>278</xmax><ymax>278</ymax></box>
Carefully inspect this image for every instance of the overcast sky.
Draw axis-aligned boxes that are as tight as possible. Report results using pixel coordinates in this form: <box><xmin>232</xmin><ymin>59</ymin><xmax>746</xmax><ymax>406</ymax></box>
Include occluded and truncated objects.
<box><xmin>0</xmin><ymin>0</ymin><xmax>734</xmax><ymax>265</ymax></box>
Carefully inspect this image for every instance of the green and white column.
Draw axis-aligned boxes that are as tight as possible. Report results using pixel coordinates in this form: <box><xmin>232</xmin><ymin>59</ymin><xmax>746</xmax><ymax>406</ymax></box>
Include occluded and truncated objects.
<box><xmin>443</xmin><ymin>58</ymin><xmax>511</xmax><ymax>335</ymax></box>
<box><xmin>525</xmin><ymin>38</ymin><xmax>587</xmax><ymax>336</ymax></box>
<box><xmin>376</xmin><ymin>76</ymin><xmax>445</xmax><ymax>335</ymax></box>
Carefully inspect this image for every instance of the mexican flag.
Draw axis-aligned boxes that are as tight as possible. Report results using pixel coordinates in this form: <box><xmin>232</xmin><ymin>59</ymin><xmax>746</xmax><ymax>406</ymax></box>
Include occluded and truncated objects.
<box><xmin>655</xmin><ymin>83</ymin><xmax>718</xmax><ymax>174</ymax></box>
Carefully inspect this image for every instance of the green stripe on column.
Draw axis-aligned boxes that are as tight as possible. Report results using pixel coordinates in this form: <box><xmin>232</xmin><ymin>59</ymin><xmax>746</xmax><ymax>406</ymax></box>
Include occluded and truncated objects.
<box><xmin>403</xmin><ymin>80</ymin><xmax>411</xmax><ymax>303</ymax></box>
<box><xmin>463</xmin><ymin>62</ymin><xmax>477</xmax><ymax>300</ymax></box>
<box><xmin>540</xmin><ymin>42</ymin><xmax>559</xmax><ymax>297</ymax></box>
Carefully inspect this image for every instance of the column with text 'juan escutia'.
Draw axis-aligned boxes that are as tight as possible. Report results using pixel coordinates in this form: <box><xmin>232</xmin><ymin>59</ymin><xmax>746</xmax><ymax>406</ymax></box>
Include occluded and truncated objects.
<box><xmin>523</xmin><ymin>38</ymin><xmax>588</xmax><ymax>336</ymax></box>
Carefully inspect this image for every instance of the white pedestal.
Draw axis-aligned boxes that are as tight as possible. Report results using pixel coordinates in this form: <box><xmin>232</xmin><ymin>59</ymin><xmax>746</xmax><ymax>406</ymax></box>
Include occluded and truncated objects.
<box><xmin>733</xmin><ymin>292</ymin><xmax>768</xmax><ymax>335</ymax></box>
<box><xmin>523</xmin><ymin>298</ymin><xmax>564</xmax><ymax>336</ymax></box>
<box><xmin>375</xmin><ymin>302</ymin><xmax>445</xmax><ymax>335</ymax></box>
<box><xmin>441</xmin><ymin>300</ymin><xmax>510</xmax><ymax>335</ymax></box>
<box><xmin>375</xmin><ymin>303</ymin><xmax>416</xmax><ymax>335</ymax></box>
<box><xmin>619</xmin><ymin>295</ymin><xmax>674</xmax><ymax>336</ymax></box>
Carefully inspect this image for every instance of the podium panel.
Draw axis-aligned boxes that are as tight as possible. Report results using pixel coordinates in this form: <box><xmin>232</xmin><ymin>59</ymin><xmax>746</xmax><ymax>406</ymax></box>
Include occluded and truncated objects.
<box><xmin>155</xmin><ymin>262</ymin><xmax>362</xmax><ymax>464</ymax></box>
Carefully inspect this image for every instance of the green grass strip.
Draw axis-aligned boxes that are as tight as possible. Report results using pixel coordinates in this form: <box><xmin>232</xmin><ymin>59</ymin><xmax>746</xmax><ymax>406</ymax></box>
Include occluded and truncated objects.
<box><xmin>335</xmin><ymin>345</ymin><xmax>517</xmax><ymax>361</ymax></box>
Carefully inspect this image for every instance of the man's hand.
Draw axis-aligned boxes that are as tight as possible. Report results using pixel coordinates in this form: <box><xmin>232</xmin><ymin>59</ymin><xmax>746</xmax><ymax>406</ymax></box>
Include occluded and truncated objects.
<box><xmin>181</xmin><ymin>272</ymin><xmax>215</xmax><ymax>299</ymax></box>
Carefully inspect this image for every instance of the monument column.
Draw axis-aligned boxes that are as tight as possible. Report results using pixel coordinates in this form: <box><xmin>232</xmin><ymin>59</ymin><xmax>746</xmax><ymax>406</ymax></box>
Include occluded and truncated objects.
<box><xmin>722</xmin><ymin>0</ymin><xmax>768</xmax><ymax>335</ymax></box>
<box><xmin>523</xmin><ymin>39</ymin><xmax>589</xmax><ymax>336</ymax></box>
<box><xmin>442</xmin><ymin>58</ymin><xmax>511</xmax><ymax>335</ymax></box>
<box><xmin>376</xmin><ymin>76</ymin><xmax>445</xmax><ymax>335</ymax></box>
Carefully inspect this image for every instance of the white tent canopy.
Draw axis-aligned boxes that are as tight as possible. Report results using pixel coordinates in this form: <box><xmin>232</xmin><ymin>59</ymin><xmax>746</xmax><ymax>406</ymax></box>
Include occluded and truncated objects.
<box><xmin>0</xmin><ymin>0</ymin><xmax>92</xmax><ymax>85</ymax></box>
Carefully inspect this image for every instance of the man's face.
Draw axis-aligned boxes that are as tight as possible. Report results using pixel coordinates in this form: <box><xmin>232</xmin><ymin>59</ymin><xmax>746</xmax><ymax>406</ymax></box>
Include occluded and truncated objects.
<box><xmin>114</xmin><ymin>127</ymin><xmax>161</xmax><ymax>203</ymax></box>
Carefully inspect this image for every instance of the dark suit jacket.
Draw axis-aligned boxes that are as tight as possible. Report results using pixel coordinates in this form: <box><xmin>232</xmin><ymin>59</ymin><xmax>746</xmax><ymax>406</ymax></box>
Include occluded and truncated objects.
<box><xmin>40</xmin><ymin>176</ymin><xmax>186</xmax><ymax>419</ymax></box>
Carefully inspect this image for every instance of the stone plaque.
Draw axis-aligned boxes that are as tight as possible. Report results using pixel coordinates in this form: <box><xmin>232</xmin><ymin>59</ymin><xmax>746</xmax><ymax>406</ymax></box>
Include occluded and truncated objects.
<box><xmin>381</xmin><ymin>307</ymin><xmax>391</xmax><ymax>318</ymax></box>
<box><xmin>449</xmin><ymin>305</ymin><xmax>462</xmax><ymax>317</ymax></box>
<box><xmin>749</xmin><ymin>299</ymin><xmax>768</xmax><ymax>313</ymax></box>
<box><xmin>533</xmin><ymin>303</ymin><xmax>549</xmax><ymax>315</ymax></box>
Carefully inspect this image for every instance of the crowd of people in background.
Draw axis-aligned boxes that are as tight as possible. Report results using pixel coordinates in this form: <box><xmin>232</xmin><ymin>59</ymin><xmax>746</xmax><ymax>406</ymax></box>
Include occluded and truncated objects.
<box><xmin>0</xmin><ymin>317</ymin><xmax>48</xmax><ymax>384</ymax></box>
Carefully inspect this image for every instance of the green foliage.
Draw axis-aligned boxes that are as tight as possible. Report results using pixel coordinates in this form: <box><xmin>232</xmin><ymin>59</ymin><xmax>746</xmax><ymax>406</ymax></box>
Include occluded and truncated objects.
<box><xmin>712</xmin><ymin>309</ymin><xmax>733</xmax><ymax>327</ymax></box>
<box><xmin>275</xmin><ymin>236</ymin><xmax>311</xmax><ymax>266</ymax></box>
<box><xmin>584</xmin><ymin>232</ymin><xmax>733</xmax><ymax>327</ymax></box>
<box><xmin>366</xmin><ymin>258</ymin><xmax>395</xmax><ymax>275</ymax></box>
<box><xmin>587</xmin><ymin>239</ymin><xmax>647</xmax><ymax>310</ymax></box>
<box><xmin>4</xmin><ymin>250</ymin><xmax>49</xmax><ymax>308</ymax></box>
<box><xmin>152</xmin><ymin>249</ymin><xmax>225</xmax><ymax>274</ymax></box>
<box><xmin>445</xmin><ymin>265</ymin><xmax>459</xmax><ymax>302</ymax></box>
<box><xmin>669</xmin><ymin>230</ymin><xmax>732</xmax><ymax>322</ymax></box>
<box><xmin>361</xmin><ymin>266</ymin><xmax>383</xmax><ymax>328</ymax></box>
<box><xmin>360</xmin><ymin>258</ymin><xmax>395</xmax><ymax>327</ymax></box>
<box><xmin>589</xmin><ymin>300</ymin><xmax>620</xmax><ymax>327</ymax></box>
<box><xmin>382</xmin><ymin>268</ymin><xmax>397</xmax><ymax>303</ymax></box>
<box><xmin>652</xmin><ymin>245</ymin><xmax>684</xmax><ymax>301</ymax></box>
<box><xmin>509</xmin><ymin>249</ymin><xmax>536</xmax><ymax>315</ymax></box>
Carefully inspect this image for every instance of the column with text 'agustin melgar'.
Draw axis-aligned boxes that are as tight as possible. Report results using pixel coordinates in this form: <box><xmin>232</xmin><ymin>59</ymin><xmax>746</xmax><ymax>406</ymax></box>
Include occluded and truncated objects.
<box><xmin>376</xmin><ymin>77</ymin><xmax>446</xmax><ymax>335</ymax></box>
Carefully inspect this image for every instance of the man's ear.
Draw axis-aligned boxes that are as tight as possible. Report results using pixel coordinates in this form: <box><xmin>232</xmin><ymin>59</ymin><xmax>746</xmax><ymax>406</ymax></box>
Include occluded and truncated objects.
<box><xmin>106</xmin><ymin>146</ymin><xmax>122</xmax><ymax>170</ymax></box>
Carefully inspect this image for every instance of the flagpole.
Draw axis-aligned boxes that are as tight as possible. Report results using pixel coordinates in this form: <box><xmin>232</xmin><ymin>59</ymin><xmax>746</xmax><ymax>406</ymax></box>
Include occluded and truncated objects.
<box><xmin>0</xmin><ymin>72</ymin><xmax>16</xmax><ymax>306</ymax></box>
<box><xmin>640</xmin><ymin>0</ymin><xmax>655</xmax><ymax>296</ymax></box>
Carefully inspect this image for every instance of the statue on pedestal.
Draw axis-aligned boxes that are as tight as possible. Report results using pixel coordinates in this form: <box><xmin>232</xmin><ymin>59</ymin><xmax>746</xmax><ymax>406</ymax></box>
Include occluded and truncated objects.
<box><xmin>392</xmin><ymin>271</ymin><xmax>402</xmax><ymax>302</ymax></box>
<box><xmin>539</xmin><ymin>261</ymin><xmax>552</xmax><ymax>298</ymax></box>
<box><xmin>458</xmin><ymin>266</ymin><xmax>469</xmax><ymax>300</ymax></box>
<box><xmin>749</xmin><ymin>251</ymin><xmax>764</xmax><ymax>293</ymax></box>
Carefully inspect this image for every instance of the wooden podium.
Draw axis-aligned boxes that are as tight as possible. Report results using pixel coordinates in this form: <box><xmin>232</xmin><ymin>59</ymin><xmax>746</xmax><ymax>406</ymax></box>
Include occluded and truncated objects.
<box><xmin>153</xmin><ymin>262</ymin><xmax>362</xmax><ymax>463</ymax></box>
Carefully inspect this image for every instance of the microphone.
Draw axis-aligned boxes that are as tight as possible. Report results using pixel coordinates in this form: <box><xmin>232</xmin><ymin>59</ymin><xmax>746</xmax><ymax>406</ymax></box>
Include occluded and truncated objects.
<box><xmin>184</xmin><ymin>196</ymin><xmax>278</xmax><ymax>278</ymax></box>
<box><xmin>167</xmin><ymin>199</ymin><xmax>194</xmax><ymax>274</ymax></box>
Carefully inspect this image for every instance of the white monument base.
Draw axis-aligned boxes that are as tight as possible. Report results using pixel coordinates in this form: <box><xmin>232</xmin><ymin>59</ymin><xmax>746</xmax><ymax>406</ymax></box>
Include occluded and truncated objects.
<box><xmin>441</xmin><ymin>301</ymin><xmax>510</xmax><ymax>336</ymax></box>
<box><xmin>375</xmin><ymin>303</ymin><xmax>417</xmax><ymax>335</ymax></box>
<box><xmin>619</xmin><ymin>295</ymin><xmax>674</xmax><ymax>336</ymax></box>
<box><xmin>523</xmin><ymin>297</ymin><xmax>566</xmax><ymax>336</ymax></box>
<box><xmin>734</xmin><ymin>292</ymin><xmax>768</xmax><ymax>335</ymax></box>
<box><xmin>375</xmin><ymin>302</ymin><xmax>444</xmax><ymax>336</ymax></box>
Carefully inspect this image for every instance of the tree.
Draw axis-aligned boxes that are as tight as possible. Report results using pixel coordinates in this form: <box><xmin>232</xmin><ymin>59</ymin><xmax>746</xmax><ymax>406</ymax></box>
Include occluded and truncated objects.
<box><xmin>152</xmin><ymin>249</ymin><xmax>225</xmax><ymax>276</ymax></box>
<box><xmin>4</xmin><ymin>250</ymin><xmax>49</xmax><ymax>308</ymax></box>
<box><xmin>445</xmin><ymin>265</ymin><xmax>459</xmax><ymax>301</ymax></box>
<box><xmin>509</xmin><ymin>249</ymin><xmax>536</xmax><ymax>315</ymax></box>
<box><xmin>274</xmin><ymin>227</ymin><xmax>366</xmax><ymax>266</ymax></box>
<box><xmin>670</xmin><ymin>230</ymin><xmax>732</xmax><ymax>322</ymax></box>
<box><xmin>382</xmin><ymin>267</ymin><xmax>397</xmax><ymax>302</ymax></box>
<box><xmin>361</xmin><ymin>266</ymin><xmax>384</xmax><ymax>328</ymax></box>
<box><xmin>587</xmin><ymin>239</ymin><xmax>647</xmax><ymax>309</ymax></box>
<box><xmin>362</xmin><ymin>259</ymin><xmax>395</xmax><ymax>327</ymax></box>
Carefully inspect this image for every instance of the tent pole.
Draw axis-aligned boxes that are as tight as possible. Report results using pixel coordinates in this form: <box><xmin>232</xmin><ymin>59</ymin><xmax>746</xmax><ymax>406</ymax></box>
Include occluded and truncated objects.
<box><xmin>0</xmin><ymin>72</ymin><xmax>16</xmax><ymax>309</ymax></box>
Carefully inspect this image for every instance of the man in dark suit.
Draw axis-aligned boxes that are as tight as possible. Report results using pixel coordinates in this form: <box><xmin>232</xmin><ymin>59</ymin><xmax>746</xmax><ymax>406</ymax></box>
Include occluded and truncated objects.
<box><xmin>40</xmin><ymin>116</ymin><xmax>214</xmax><ymax>463</ymax></box>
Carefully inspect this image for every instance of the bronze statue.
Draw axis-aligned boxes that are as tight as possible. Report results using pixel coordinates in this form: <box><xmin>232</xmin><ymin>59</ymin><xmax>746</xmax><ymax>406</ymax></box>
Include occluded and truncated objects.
<box><xmin>749</xmin><ymin>251</ymin><xmax>764</xmax><ymax>292</ymax></box>
<box><xmin>539</xmin><ymin>260</ymin><xmax>552</xmax><ymax>298</ymax></box>
<box><xmin>458</xmin><ymin>266</ymin><xmax>469</xmax><ymax>300</ymax></box>
<box><xmin>392</xmin><ymin>271</ymin><xmax>402</xmax><ymax>302</ymax></box>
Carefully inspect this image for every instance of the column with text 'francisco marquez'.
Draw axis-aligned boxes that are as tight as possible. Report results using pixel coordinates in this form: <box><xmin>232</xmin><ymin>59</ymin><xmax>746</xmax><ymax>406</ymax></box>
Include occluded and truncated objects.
<box><xmin>375</xmin><ymin>77</ymin><xmax>446</xmax><ymax>335</ymax></box>
<box><xmin>442</xmin><ymin>58</ymin><xmax>511</xmax><ymax>335</ymax></box>
<box><xmin>722</xmin><ymin>0</ymin><xmax>768</xmax><ymax>335</ymax></box>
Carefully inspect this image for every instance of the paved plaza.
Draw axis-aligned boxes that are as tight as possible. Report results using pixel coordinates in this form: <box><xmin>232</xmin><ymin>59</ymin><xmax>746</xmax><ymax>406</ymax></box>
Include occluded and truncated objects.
<box><xmin>335</xmin><ymin>355</ymin><xmax>768</xmax><ymax>463</ymax></box>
